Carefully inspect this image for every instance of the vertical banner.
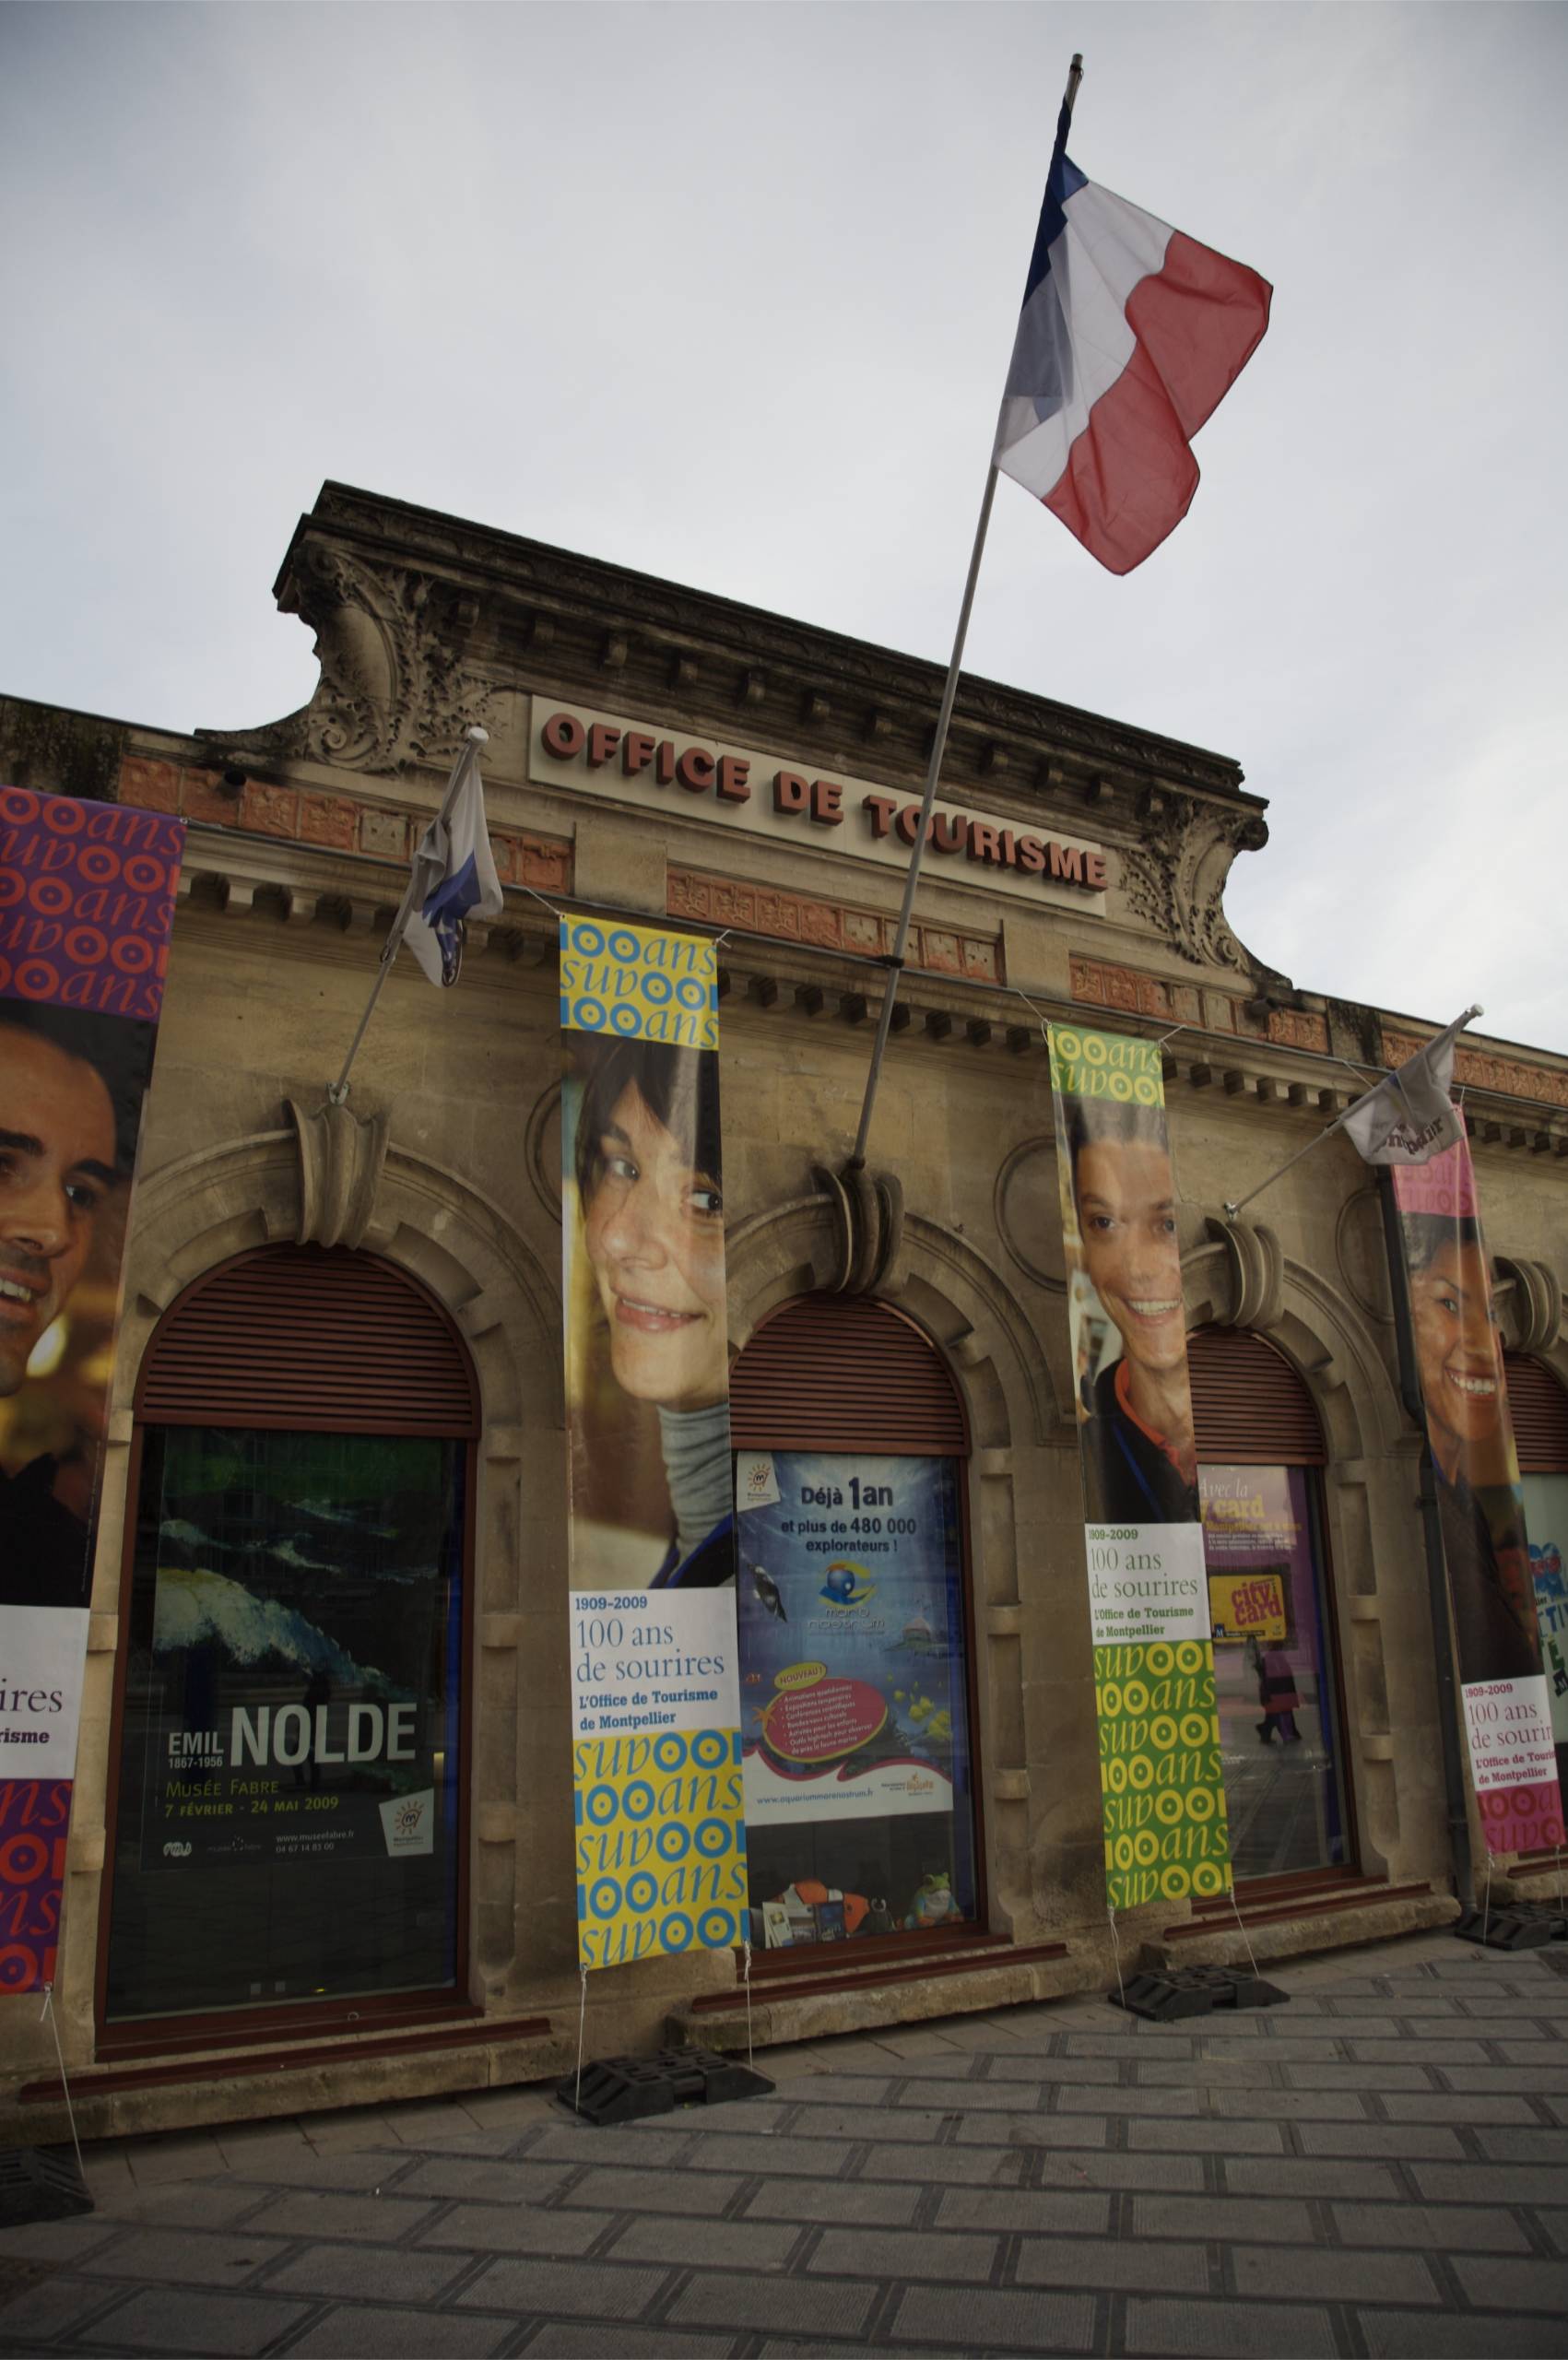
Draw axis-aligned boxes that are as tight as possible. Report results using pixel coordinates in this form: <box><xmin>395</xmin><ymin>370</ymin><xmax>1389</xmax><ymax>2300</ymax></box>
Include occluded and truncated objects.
<box><xmin>1047</xmin><ymin>1025</ymin><xmax>1232</xmax><ymax>1909</ymax></box>
<box><xmin>559</xmin><ymin>917</ymin><xmax>744</xmax><ymax>1969</ymax></box>
<box><xmin>1392</xmin><ymin>1140</ymin><xmax>1564</xmax><ymax>1855</ymax></box>
<box><xmin>0</xmin><ymin>787</ymin><xmax>183</xmax><ymax>1989</ymax></box>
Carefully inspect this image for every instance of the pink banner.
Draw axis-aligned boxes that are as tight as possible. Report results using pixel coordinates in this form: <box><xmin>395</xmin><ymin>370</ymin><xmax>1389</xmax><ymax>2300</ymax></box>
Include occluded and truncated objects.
<box><xmin>0</xmin><ymin>788</ymin><xmax>183</xmax><ymax>1988</ymax></box>
<box><xmin>1392</xmin><ymin>1137</ymin><xmax>1563</xmax><ymax>1856</ymax></box>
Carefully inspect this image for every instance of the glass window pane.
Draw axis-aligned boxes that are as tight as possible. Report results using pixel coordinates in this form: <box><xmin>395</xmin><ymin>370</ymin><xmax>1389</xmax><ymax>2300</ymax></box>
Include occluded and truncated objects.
<box><xmin>736</xmin><ymin>1450</ymin><xmax>977</xmax><ymax>1947</ymax></box>
<box><xmin>1200</xmin><ymin>1463</ymin><xmax>1348</xmax><ymax>1880</ymax></box>
<box><xmin>105</xmin><ymin>1427</ymin><xmax>464</xmax><ymax>2021</ymax></box>
<box><xmin>1523</xmin><ymin>1473</ymin><xmax>1568</xmax><ymax>1802</ymax></box>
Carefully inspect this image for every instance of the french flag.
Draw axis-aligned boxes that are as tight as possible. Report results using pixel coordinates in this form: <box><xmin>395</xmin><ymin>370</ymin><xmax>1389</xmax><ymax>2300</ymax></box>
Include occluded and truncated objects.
<box><xmin>994</xmin><ymin>102</ymin><xmax>1271</xmax><ymax>574</ymax></box>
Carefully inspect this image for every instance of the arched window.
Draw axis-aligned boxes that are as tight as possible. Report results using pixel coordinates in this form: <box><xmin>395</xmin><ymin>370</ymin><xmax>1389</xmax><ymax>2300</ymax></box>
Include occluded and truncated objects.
<box><xmin>100</xmin><ymin>1246</ymin><xmax>478</xmax><ymax>2037</ymax></box>
<box><xmin>729</xmin><ymin>1296</ymin><xmax>979</xmax><ymax>1955</ymax></box>
<box><xmin>1185</xmin><ymin>1327</ymin><xmax>1350</xmax><ymax>1885</ymax></box>
<box><xmin>1506</xmin><ymin>1351</ymin><xmax>1568</xmax><ymax>1807</ymax></box>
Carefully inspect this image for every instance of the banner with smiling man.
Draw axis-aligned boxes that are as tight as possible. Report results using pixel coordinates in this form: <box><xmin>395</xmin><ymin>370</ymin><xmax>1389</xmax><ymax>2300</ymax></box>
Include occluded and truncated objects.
<box><xmin>0</xmin><ymin>786</ymin><xmax>183</xmax><ymax>1989</ymax></box>
<box><xmin>559</xmin><ymin>916</ymin><xmax>745</xmax><ymax>1970</ymax></box>
<box><xmin>1047</xmin><ymin>1023</ymin><xmax>1232</xmax><ymax>1911</ymax></box>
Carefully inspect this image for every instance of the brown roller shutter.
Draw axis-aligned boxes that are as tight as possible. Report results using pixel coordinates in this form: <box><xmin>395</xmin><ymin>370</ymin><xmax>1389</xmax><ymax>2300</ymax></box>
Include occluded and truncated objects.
<box><xmin>729</xmin><ymin>1294</ymin><xmax>968</xmax><ymax>1457</ymax></box>
<box><xmin>1187</xmin><ymin>1327</ymin><xmax>1326</xmax><ymax>1466</ymax></box>
<box><xmin>135</xmin><ymin>1245</ymin><xmax>480</xmax><ymax>1436</ymax></box>
<box><xmin>1505</xmin><ymin>1351</ymin><xmax>1568</xmax><ymax>1474</ymax></box>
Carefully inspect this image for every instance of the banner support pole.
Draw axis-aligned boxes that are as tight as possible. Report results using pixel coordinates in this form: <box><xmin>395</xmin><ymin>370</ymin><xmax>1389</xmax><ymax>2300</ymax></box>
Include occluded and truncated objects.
<box><xmin>844</xmin><ymin>463</ymin><xmax>997</xmax><ymax>1172</ymax></box>
<box><xmin>326</xmin><ymin>729</ymin><xmax>488</xmax><ymax>1105</ymax></box>
<box><xmin>1221</xmin><ymin>1116</ymin><xmax>1345</xmax><ymax>1222</ymax></box>
<box><xmin>1377</xmin><ymin>1166</ymin><xmax>1475</xmax><ymax>1908</ymax></box>
<box><xmin>845</xmin><ymin>51</ymin><xmax>1084</xmax><ymax>1176</ymax></box>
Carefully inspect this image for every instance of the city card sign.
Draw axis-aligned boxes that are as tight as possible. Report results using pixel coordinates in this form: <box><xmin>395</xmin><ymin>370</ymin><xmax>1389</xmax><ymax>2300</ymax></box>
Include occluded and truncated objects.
<box><xmin>529</xmin><ymin>702</ymin><xmax>1110</xmax><ymax>913</ymax></box>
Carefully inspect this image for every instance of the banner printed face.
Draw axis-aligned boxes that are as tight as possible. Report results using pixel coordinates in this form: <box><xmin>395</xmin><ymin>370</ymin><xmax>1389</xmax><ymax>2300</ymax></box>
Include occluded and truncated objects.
<box><xmin>1047</xmin><ymin>1024</ymin><xmax>1231</xmax><ymax>1909</ymax></box>
<box><xmin>0</xmin><ymin>786</ymin><xmax>183</xmax><ymax>1988</ymax></box>
<box><xmin>560</xmin><ymin>917</ymin><xmax>744</xmax><ymax>1970</ymax></box>
<box><xmin>1392</xmin><ymin>1141</ymin><xmax>1563</xmax><ymax>1855</ymax></box>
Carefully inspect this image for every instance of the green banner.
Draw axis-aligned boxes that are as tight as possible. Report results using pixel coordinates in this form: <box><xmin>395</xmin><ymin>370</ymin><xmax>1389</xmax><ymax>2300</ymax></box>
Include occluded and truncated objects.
<box><xmin>1047</xmin><ymin>1023</ymin><xmax>1232</xmax><ymax>1909</ymax></box>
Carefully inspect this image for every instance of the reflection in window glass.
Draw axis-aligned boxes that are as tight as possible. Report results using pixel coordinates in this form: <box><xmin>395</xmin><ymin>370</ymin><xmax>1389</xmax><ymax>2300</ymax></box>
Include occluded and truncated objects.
<box><xmin>736</xmin><ymin>1451</ymin><xmax>976</xmax><ymax>1947</ymax></box>
<box><xmin>105</xmin><ymin>1428</ymin><xmax>464</xmax><ymax>2021</ymax></box>
<box><xmin>1201</xmin><ymin>1464</ymin><xmax>1347</xmax><ymax>1880</ymax></box>
<box><xmin>1523</xmin><ymin>1473</ymin><xmax>1568</xmax><ymax>1801</ymax></box>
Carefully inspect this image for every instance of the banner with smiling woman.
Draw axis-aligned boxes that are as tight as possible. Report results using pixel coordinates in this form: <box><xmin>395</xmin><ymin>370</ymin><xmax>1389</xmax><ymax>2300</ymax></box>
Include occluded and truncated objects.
<box><xmin>1047</xmin><ymin>1024</ymin><xmax>1232</xmax><ymax>1912</ymax></box>
<box><xmin>559</xmin><ymin>916</ymin><xmax>744</xmax><ymax>1970</ymax></box>
<box><xmin>1392</xmin><ymin>1140</ymin><xmax>1563</xmax><ymax>1857</ymax></box>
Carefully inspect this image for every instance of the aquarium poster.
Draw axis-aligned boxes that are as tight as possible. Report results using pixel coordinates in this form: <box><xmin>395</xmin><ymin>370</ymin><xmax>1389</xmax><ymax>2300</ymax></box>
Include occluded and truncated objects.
<box><xmin>735</xmin><ymin>1447</ymin><xmax>972</xmax><ymax>1842</ymax></box>
<box><xmin>0</xmin><ymin>786</ymin><xmax>183</xmax><ymax>1988</ymax></box>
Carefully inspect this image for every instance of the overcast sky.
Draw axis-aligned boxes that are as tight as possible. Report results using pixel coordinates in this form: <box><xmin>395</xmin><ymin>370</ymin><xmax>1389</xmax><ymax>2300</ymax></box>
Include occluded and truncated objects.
<box><xmin>3</xmin><ymin>1</ymin><xmax>1564</xmax><ymax>1051</ymax></box>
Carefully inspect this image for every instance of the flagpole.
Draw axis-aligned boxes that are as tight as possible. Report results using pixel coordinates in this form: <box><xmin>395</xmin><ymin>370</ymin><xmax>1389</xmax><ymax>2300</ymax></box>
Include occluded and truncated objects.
<box><xmin>1220</xmin><ymin>1005</ymin><xmax>1482</xmax><ymax>1221</ymax></box>
<box><xmin>845</xmin><ymin>55</ymin><xmax>1084</xmax><ymax>1174</ymax></box>
<box><xmin>844</xmin><ymin>463</ymin><xmax>998</xmax><ymax>1171</ymax></box>
<box><xmin>1221</xmin><ymin>1115</ymin><xmax>1347</xmax><ymax>1223</ymax></box>
<box><xmin>326</xmin><ymin>727</ymin><xmax>488</xmax><ymax>1106</ymax></box>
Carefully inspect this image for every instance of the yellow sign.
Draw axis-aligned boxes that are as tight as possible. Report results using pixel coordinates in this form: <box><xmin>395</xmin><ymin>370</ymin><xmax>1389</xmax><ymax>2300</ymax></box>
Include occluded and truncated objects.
<box><xmin>1208</xmin><ymin>1570</ymin><xmax>1288</xmax><ymax>1643</ymax></box>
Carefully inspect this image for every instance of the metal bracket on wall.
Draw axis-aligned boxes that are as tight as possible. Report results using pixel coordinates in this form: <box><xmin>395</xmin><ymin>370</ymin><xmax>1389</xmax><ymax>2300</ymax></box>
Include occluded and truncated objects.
<box><xmin>812</xmin><ymin>1163</ymin><xmax>903</xmax><ymax>1294</ymax></box>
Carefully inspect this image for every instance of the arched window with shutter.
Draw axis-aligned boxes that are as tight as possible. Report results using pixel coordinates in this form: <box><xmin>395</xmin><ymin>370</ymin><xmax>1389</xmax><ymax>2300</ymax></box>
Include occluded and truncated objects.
<box><xmin>100</xmin><ymin>1245</ymin><xmax>477</xmax><ymax>2039</ymax></box>
<box><xmin>1187</xmin><ymin>1326</ymin><xmax>1351</xmax><ymax>1886</ymax></box>
<box><xmin>729</xmin><ymin>1296</ymin><xmax>981</xmax><ymax>1959</ymax></box>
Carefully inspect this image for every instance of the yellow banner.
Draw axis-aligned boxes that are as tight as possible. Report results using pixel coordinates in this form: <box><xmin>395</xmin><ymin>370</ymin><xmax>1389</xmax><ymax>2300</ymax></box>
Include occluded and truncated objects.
<box><xmin>560</xmin><ymin>918</ymin><xmax>742</xmax><ymax>1970</ymax></box>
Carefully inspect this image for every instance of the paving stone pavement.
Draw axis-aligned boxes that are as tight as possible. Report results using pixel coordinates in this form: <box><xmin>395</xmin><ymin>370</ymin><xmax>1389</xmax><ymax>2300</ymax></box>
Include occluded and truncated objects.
<box><xmin>3</xmin><ymin>1928</ymin><xmax>1568</xmax><ymax>2356</ymax></box>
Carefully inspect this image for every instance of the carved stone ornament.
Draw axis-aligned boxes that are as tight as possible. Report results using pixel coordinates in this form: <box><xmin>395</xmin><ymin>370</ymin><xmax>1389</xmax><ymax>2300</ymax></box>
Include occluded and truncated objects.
<box><xmin>202</xmin><ymin>543</ymin><xmax>493</xmax><ymax>776</ymax></box>
<box><xmin>812</xmin><ymin>1164</ymin><xmax>904</xmax><ymax>1295</ymax></box>
<box><xmin>1118</xmin><ymin>800</ymin><xmax>1270</xmax><ymax>972</ymax></box>
<box><xmin>289</xmin><ymin>1098</ymin><xmax>391</xmax><ymax>1249</ymax></box>
<box><xmin>1493</xmin><ymin>1256</ymin><xmax>1563</xmax><ymax>1355</ymax></box>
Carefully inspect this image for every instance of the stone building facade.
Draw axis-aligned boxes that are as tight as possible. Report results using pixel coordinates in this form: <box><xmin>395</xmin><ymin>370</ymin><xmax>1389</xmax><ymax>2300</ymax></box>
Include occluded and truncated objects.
<box><xmin>2</xmin><ymin>480</ymin><xmax>1565</xmax><ymax>2141</ymax></box>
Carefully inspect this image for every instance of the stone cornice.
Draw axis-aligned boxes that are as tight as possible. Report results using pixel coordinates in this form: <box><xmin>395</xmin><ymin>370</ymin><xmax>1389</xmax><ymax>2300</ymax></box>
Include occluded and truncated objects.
<box><xmin>169</xmin><ymin>825</ymin><xmax>1568</xmax><ymax>1150</ymax></box>
<box><xmin>264</xmin><ymin>481</ymin><xmax>1258</xmax><ymax>813</ymax></box>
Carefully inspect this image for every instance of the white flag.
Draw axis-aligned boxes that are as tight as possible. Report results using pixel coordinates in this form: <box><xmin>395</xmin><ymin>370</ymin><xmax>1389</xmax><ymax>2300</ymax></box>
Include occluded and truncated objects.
<box><xmin>1338</xmin><ymin>1008</ymin><xmax>1479</xmax><ymax>1166</ymax></box>
<box><xmin>400</xmin><ymin>734</ymin><xmax>503</xmax><ymax>987</ymax></box>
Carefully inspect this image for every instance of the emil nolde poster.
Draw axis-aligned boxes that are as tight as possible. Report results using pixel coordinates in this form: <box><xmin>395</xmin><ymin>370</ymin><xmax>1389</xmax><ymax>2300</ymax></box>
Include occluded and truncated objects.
<box><xmin>0</xmin><ymin>787</ymin><xmax>183</xmax><ymax>1988</ymax></box>
<box><xmin>1392</xmin><ymin>1139</ymin><xmax>1563</xmax><ymax>1854</ymax></box>
<box><xmin>1047</xmin><ymin>1023</ymin><xmax>1232</xmax><ymax>1909</ymax></box>
<box><xmin>559</xmin><ymin>917</ymin><xmax>745</xmax><ymax>1969</ymax></box>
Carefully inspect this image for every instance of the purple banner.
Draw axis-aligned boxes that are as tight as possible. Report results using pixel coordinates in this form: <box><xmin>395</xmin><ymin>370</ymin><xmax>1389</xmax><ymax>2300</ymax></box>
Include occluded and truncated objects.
<box><xmin>0</xmin><ymin>788</ymin><xmax>183</xmax><ymax>1987</ymax></box>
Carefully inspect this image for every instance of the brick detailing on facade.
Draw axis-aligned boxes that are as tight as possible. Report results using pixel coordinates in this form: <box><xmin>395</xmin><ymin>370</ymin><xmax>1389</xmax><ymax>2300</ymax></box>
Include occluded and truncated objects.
<box><xmin>115</xmin><ymin>754</ymin><xmax>571</xmax><ymax>895</ymax></box>
<box><xmin>1069</xmin><ymin>954</ymin><xmax>1184</xmax><ymax>1021</ymax></box>
<box><xmin>669</xmin><ymin>867</ymin><xmax>1002</xmax><ymax>983</ymax></box>
<box><xmin>1069</xmin><ymin>955</ymin><xmax>1332</xmax><ymax>1056</ymax></box>
<box><xmin>1265</xmin><ymin>1007</ymin><xmax>1330</xmax><ymax>1053</ymax></box>
<box><xmin>1385</xmin><ymin>1027</ymin><xmax>1568</xmax><ymax>1113</ymax></box>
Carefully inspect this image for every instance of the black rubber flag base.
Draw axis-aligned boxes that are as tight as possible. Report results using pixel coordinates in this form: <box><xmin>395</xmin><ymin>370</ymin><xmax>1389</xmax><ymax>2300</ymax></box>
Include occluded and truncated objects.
<box><xmin>1112</xmin><ymin>1964</ymin><xmax>1290</xmax><ymax>2022</ymax></box>
<box><xmin>559</xmin><ymin>2047</ymin><xmax>775</xmax><ymax>2126</ymax></box>
<box><xmin>1455</xmin><ymin>1899</ymin><xmax>1568</xmax><ymax>1951</ymax></box>
<box><xmin>0</xmin><ymin>2148</ymin><xmax>92</xmax><ymax>2227</ymax></box>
